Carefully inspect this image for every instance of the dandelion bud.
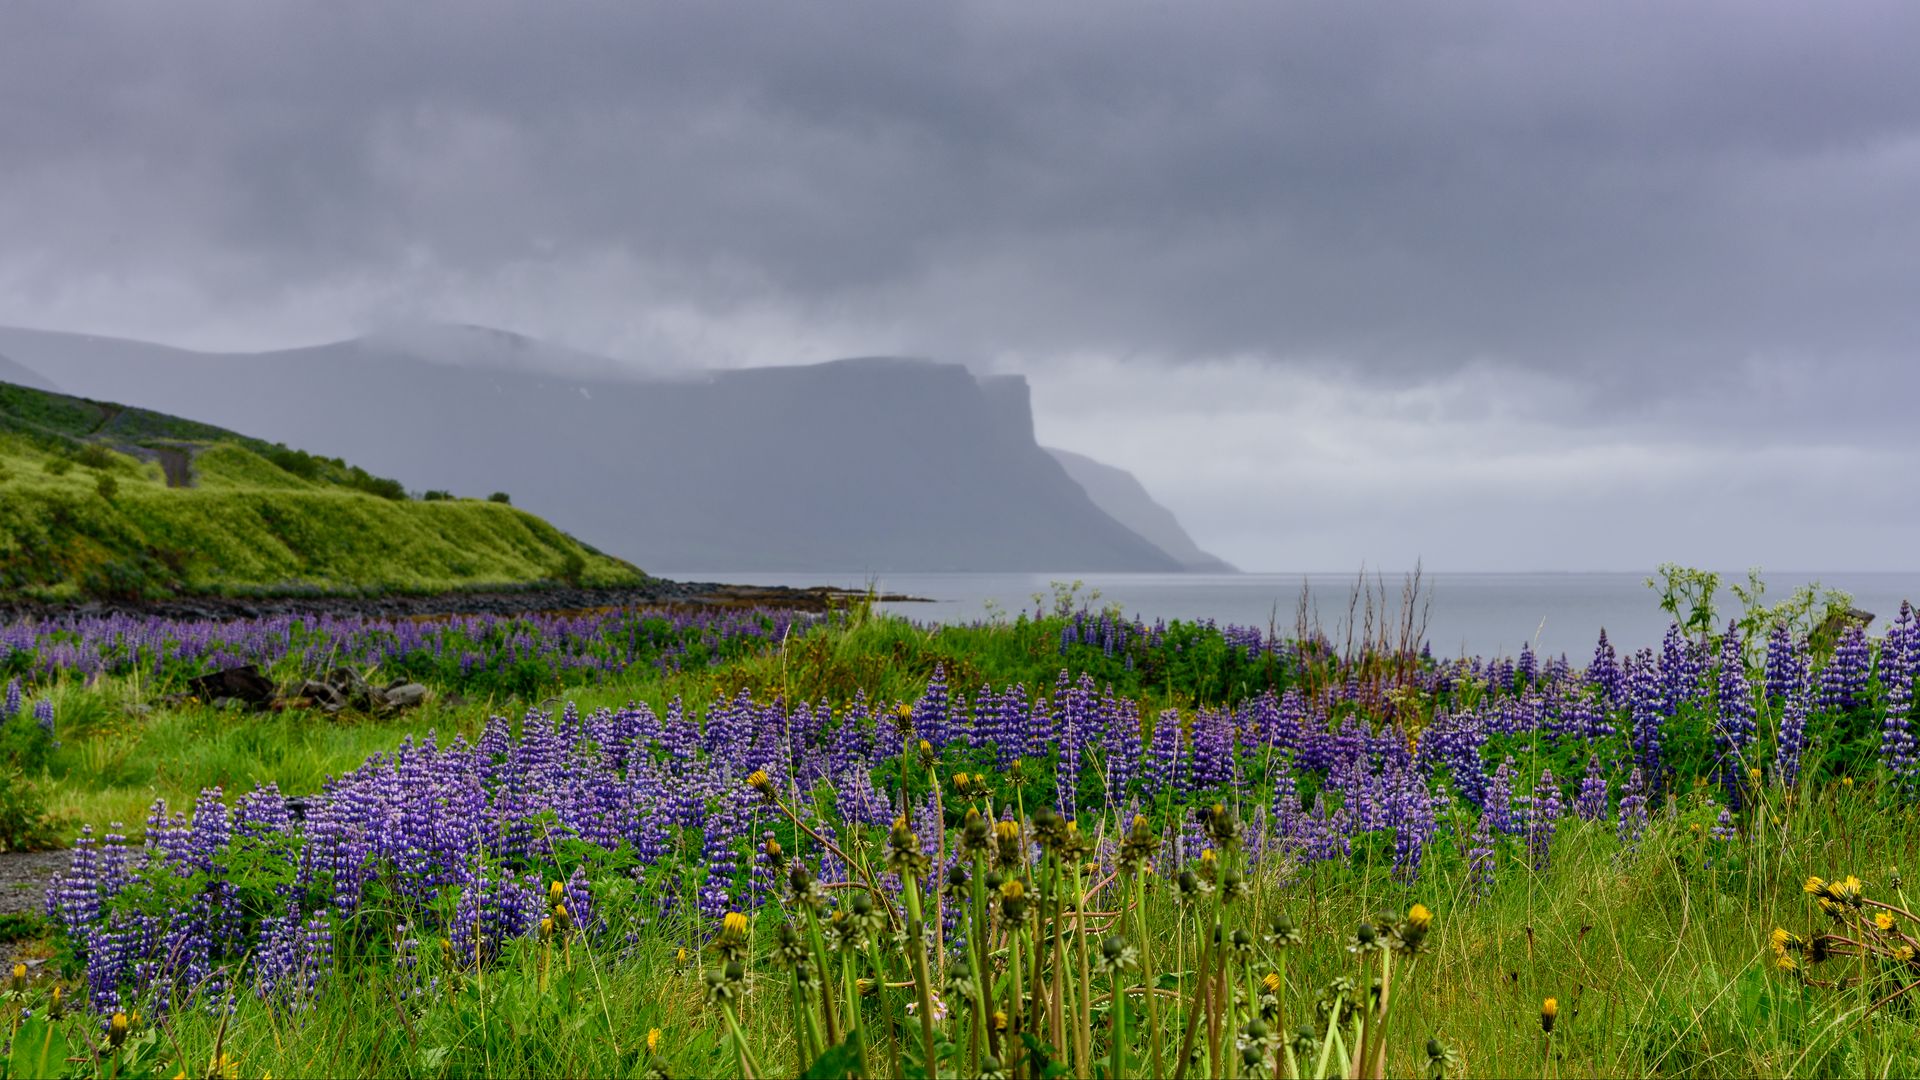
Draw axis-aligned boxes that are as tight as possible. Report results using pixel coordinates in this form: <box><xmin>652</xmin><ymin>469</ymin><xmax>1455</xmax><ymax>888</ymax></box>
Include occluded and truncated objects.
<box><xmin>1242</xmin><ymin>1045</ymin><xmax>1265</xmax><ymax>1069</ymax></box>
<box><xmin>109</xmin><ymin>1011</ymin><xmax>129</xmax><ymax>1048</ymax></box>
<box><xmin>1540</xmin><ymin>997</ymin><xmax>1558</xmax><ymax>1034</ymax></box>
<box><xmin>1407</xmin><ymin>903</ymin><xmax>1434</xmax><ymax>932</ymax></box>
<box><xmin>724</xmin><ymin>959</ymin><xmax>745</xmax><ymax>982</ymax></box>
<box><xmin>723</xmin><ymin>911</ymin><xmax>750</xmax><ymax>938</ymax></box>
<box><xmin>676</xmin><ymin>946</ymin><xmax>689</xmax><ymax>964</ymax></box>
<box><xmin>552</xmin><ymin>903</ymin><xmax>571</xmax><ymax>933</ymax></box>
<box><xmin>8</xmin><ymin>962</ymin><xmax>21</xmax><ymax>991</ymax></box>
<box><xmin>540</xmin><ymin>916</ymin><xmax>555</xmax><ymax>939</ymax></box>
<box><xmin>549</xmin><ymin>880</ymin><xmax>565</xmax><ymax>905</ymax></box>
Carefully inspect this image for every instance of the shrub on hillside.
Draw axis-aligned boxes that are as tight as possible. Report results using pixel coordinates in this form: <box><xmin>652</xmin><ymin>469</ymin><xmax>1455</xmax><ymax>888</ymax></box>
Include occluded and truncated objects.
<box><xmin>488</xmin><ymin>491</ymin><xmax>511</xmax><ymax>504</ymax></box>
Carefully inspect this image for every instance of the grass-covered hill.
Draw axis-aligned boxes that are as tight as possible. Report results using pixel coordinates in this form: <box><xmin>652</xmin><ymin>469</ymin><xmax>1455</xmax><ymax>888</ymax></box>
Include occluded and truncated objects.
<box><xmin>0</xmin><ymin>380</ymin><xmax>649</xmax><ymax>600</ymax></box>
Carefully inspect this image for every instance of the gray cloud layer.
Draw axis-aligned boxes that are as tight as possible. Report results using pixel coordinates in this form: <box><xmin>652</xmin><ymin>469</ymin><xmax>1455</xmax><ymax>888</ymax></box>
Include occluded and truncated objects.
<box><xmin>3</xmin><ymin>2</ymin><xmax>1916</xmax><ymax>569</ymax></box>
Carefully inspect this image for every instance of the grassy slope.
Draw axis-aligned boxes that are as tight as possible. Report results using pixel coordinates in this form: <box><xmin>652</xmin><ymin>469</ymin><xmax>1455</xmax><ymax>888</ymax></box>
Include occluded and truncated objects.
<box><xmin>0</xmin><ymin>381</ymin><xmax>647</xmax><ymax>598</ymax></box>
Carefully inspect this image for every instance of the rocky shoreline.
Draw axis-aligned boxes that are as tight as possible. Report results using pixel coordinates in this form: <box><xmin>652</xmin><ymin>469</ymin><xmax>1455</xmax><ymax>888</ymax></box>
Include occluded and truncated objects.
<box><xmin>0</xmin><ymin>579</ymin><xmax>925</xmax><ymax>623</ymax></box>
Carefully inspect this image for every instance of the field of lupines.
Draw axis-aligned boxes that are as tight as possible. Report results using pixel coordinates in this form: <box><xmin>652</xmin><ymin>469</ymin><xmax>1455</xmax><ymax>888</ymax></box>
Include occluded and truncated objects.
<box><xmin>4</xmin><ymin>595</ymin><xmax>1920</xmax><ymax>1078</ymax></box>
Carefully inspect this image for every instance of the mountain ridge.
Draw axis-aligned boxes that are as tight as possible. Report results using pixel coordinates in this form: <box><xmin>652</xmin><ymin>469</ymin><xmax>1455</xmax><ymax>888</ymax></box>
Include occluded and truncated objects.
<box><xmin>0</xmin><ymin>325</ymin><xmax>1225</xmax><ymax>574</ymax></box>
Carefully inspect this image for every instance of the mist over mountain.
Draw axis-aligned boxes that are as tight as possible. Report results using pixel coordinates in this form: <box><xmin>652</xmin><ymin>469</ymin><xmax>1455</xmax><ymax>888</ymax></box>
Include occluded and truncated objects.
<box><xmin>1047</xmin><ymin>449</ymin><xmax>1237</xmax><ymax>574</ymax></box>
<box><xmin>0</xmin><ymin>326</ymin><xmax>1206</xmax><ymax>573</ymax></box>
<box><xmin>0</xmin><ymin>353</ymin><xmax>58</xmax><ymax>392</ymax></box>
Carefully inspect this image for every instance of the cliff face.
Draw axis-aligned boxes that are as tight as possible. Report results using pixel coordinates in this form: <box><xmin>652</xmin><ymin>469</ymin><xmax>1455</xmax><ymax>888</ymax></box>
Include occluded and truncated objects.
<box><xmin>1047</xmin><ymin>449</ymin><xmax>1239</xmax><ymax>573</ymax></box>
<box><xmin>0</xmin><ymin>328</ymin><xmax>1188</xmax><ymax>573</ymax></box>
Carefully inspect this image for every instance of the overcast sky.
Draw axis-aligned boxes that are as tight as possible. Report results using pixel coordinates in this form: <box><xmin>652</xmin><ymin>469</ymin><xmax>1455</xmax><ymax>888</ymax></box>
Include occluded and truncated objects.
<box><xmin>3</xmin><ymin>2</ymin><xmax>1917</xmax><ymax>571</ymax></box>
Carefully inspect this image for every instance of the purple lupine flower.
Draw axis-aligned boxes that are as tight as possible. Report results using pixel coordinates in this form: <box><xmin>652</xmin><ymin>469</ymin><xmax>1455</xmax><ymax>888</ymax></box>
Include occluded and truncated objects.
<box><xmin>1628</xmin><ymin>649</ymin><xmax>1666</xmax><ymax>798</ymax></box>
<box><xmin>1879</xmin><ymin>601</ymin><xmax>1918</xmax><ymax>796</ymax></box>
<box><xmin>1525</xmin><ymin>769</ymin><xmax>1563</xmax><ymax>871</ymax></box>
<box><xmin>1484</xmin><ymin>756</ymin><xmax>1520</xmax><ymax>835</ymax></box>
<box><xmin>1574</xmin><ymin>756</ymin><xmax>1607</xmax><ymax>821</ymax></box>
<box><xmin>1102</xmin><ymin>692</ymin><xmax>1141</xmax><ymax>808</ymax></box>
<box><xmin>1189</xmin><ymin>709</ymin><xmax>1234</xmax><ymax>792</ymax></box>
<box><xmin>1467</xmin><ymin>812</ymin><xmax>1496</xmax><ymax>899</ymax></box>
<box><xmin>1617</xmin><ymin>768</ymin><xmax>1649</xmax><ymax>846</ymax></box>
<box><xmin>1709</xmin><ymin>806</ymin><xmax>1738</xmax><ymax>842</ymax></box>
<box><xmin>1764</xmin><ymin>622</ymin><xmax>1806</xmax><ymax>703</ymax></box>
<box><xmin>1516</xmin><ymin>643</ymin><xmax>1537</xmax><ymax>687</ymax></box>
<box><xmin>1819</xmin><ymin>625</ymin><xmax>1871</xmax><ymax>713</ymax></box>
<box><xmin>1713</xmin><ymin>625</ymin><xmax>1757</xmax><ymax>810</ymax></box>
<box><xmin>1144</xmin><ymin>709</ymin><xmax>1182</xmax><ymax>800</ymax></box>
<box><xmin>1659</xmin><ymin>623</ymin><xmax>1703</xmax><ymax>715</ymax></box>
<box><xmin>914</xmin><ymin>664</ymin><xmax>951</xmax><ymax>749</ymax></box>
<box><xmin>1387</xmin><ymin>767</ymin><xmax>1435</xmax><ymax>884</ymax></box>
<box><xmin>33</xmin><ymin>698</ymin><xmax>54</xmax><ymax>739</ymax></box>
<box><xmin>1590</xmin><ymin>629</ymin><xmax>1623</xmax><ymax>705</ymax></box>
<box><xmin>2</xmin><ymin>678</ymin><xmax>19</xmax><ymax>720</ymax></box>
<box><xmin>1777</xmin><ymin>687</ymin><xmax>1808</xmax><ymax>790</ymax></box>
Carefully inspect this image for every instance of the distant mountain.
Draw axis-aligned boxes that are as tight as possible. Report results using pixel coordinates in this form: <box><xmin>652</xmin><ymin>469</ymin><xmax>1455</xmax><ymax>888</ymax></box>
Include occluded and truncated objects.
<box><xmin>1047</xmin><ymin>449</ymin><xmax>1237</xmax><ymax>573</ymax></box>
<box><xmin>0</xmin><ymin>353</ymin><xmax>56</xmax><ymax>392</ymax></box>
<box><xmin>0</xmin><ymin>326</ymin><xmax>1196</xmax><ymax>573</ymax></box>
<box><xmin>0</xmin><ymin>377</ymin><xmax>646</xmax><ymax>601</ymax></box>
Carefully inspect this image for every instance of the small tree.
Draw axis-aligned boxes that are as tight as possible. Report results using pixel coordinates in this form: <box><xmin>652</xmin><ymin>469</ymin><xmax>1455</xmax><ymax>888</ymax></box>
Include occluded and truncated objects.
<box><xmin>488</xmin><ymin>491</ymin><xmax>512</xmax><ymax>505</ymax></box>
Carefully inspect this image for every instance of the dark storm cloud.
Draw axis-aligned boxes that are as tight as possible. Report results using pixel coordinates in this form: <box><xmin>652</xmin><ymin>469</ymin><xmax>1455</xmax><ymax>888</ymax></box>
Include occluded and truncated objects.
<box><xmin>3</xmin><ymin>2</ymin><xmax>1918</xmax><ymax>568</ymax></box>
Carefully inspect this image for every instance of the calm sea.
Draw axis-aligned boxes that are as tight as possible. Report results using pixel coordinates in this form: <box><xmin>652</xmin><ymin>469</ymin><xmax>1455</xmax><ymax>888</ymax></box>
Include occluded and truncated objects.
<box><xmin>657</xmin><ymin>570</ymin><xmax>1920</xmax><ymax>659</ymax></box>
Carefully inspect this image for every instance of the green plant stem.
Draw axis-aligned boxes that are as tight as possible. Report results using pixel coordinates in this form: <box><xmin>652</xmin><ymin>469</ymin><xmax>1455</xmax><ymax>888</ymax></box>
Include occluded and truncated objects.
<box><xmin>842</xmin><ymin>950</ymin><xmax>873</xmax><ymax>1080</ymax></box>
<box><xmin>720</xmin><ymin>1000</ymin><xmax>764</xmax><ymax>1080</ymax></box>
<box><xmin>1135</xmin><ymin>871</ymin><xmax>1166</xmax><ymax>1080</ymax></box>
<box><xmin>903</xmin><ymin>873</ymin><xmax>940</xmax><ymax>1080</ymax></box>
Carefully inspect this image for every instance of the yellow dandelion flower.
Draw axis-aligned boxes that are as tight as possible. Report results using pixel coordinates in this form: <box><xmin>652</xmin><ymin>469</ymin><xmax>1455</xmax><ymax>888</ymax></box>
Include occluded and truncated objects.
<box><xmin>647</xmin><ymin>1028</ymin><xmax>662</xmax><ymax>1054</ymax></box>
<box><xmin>1843</xmin><ymin>776</ymin><xmax>1853</xmax><ymax>788</ymax></box>
<box><xmin>1200</xmin><ymin>848</ymin><xmax>1216</xmax><ymax>864</ymax></box>
<box><xmin>1875</xmin><ymin>911</ymin><xmax>1896</xmax><ymax>931</ymax></box>
<box><xmin>7</xmin><ymin>962</ymin><xmax>21</xmax><ymax>990</ymax></box>
<box><xmin>746</xmin><ymin>769</ymin><xmax>773</xmax><ymax>793</ymax></box>
<box><xmin>1263</xmin><ymin>972</ymin><xmax>1283</xmax><ymax>994</ymax></box>
<box><xmin>1803</xmin><ymin>876</ymin><xmax>1828</xmax><ymax>897</ymax></box>
<box><xmin>1408</xmin><ymin>904</ymin><xmax>1434</xmax><ymax>932</ymax></box>
<box><xmin>540</xmin><ymin>916</ymin><xmax>554</xmax><ymax>938</ymax></box>
<box><xmin>994</xmin><ymin>820</ymin><xmax>1020</xmax><ymax>841</ymax></box>
<box><xmin>549</xmin><ymin>880</ymin><xmax>565</xmax><ymax>905</ymax></box>
<box><xmin>109</xmin><ymin>1011</ymin><xmax>130</xmax><ymax>1048</ymax></box>
<box><xmin>1896</xmin><ymin>945</ymin><xmax>1915</xmax><ymax>963</ymax></box>
<box><xmin>896</xmin><ymin>702</ymin><xmax>914</xmax><ymax>718</ymax></box>
<box><xmin>675</xmin><ymin>946</ymin><xmax>689</xmax><ymax>964</ymax></box>
<box><xmin>1776</xmin><ymin>953</ymin><xmax>1798</xmax><ymax>972</ymax></box>
<box><xmin>954</xmin><ymin>771</ymin><xmax>970</xmax><ymax>786</ymax></box>
<box><xmin>1000</xmin><ymin>878</ymin><xmax>1025</xmax><ymax>900</ymax></box>
<box><xmin>993</xmin><ymin>1009</ymin><xmax>1009</xmax><ymax>1031</ymax></box>
<box><xmin>1541</xmin><ymin>997</ymin><xmax>1559</xmax><ymax>1034</ymax></box>
<box><xmin>723</xmin><ymin>911</ymin><xmax>750</xmax><ymax>938</ymax></box>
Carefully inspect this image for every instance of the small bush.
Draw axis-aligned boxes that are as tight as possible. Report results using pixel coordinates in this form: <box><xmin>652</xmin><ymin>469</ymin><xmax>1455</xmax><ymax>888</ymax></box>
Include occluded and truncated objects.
<box><xmin>264</xmin><ymin>444</ymin><xmax>323</xmax><ymax>480</ymax></box>
<box><xmin>43</xmin><ymin>456</ymin><xmax>72</xmax><ymax>476</ymax></box>
<box><xmin>0</xmin><ymin>764</ymin><xmax>60</xmax><ymax>852</ymax></box>
<box><xmin>488</xmin><ymin>491</ymin><xmax>512</xmax><ymax>505</ymax></box>
<box><xmin>95</xmin><ymin>472</ymin><xmax>119</xmax><ymax>500</ymax></box>
<box><xmin>423</xmin><ymin>489</ymin><xmax>454</xmax><ymax>502</ymax></box>
<box><xmin>557</xmin><ymin>548</ymin><xmax>587</xmax><ymax>587</ymax></box>
<box><xmin>344</xmin><ymin>466</ymin><xmax>407</xmax><ymax>500</ymax></box>
<box><xmin>76</xmin><ymin>443</ymin><xmax>116</xmax><ymax>470</ymax></box>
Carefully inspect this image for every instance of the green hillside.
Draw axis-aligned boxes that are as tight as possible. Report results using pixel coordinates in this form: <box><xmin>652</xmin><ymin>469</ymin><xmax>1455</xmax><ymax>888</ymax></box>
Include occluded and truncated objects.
<box><xmin>0</xmin><ymin>380</ymin><xmax>649</xmax><ymax>600</ymax></box>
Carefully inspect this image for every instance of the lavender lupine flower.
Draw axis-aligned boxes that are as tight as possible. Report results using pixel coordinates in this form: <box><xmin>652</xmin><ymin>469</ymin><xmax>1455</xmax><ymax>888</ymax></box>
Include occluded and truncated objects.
<box><xmin>1525</xmin><ymin>769</ymin><xmax>1563</xmax><ymax>871</ymax></box>
<box><xmin>1713</xmin><ymin>626</ymin><xmax>1757</xmax><ymax>810</ymax></box>
<box><xmin>1054</xmin><ymin>708</ymin><xmax>1081</xmax><ymax>819</ymax></box>
<box><xmin>1574</xmin><ymin>757</ymin><xmax>1607</xmax><ymax>821</ymax></box>
<box><xmin>1387</xmin><ymin>767</ymin><xmax>1435</xmax><ymax>883</ymax></box>
<box><xmin>1</xmin><ymin>678</ymin><xmax>19</xmax><ymax>721</ymax></box>
<box><xmin>33</xmin><ymin>698</ymin><xmax>54</xmax><ymax>741</ymax></box>
<box><xmin>1777</xmin><ymin>688</ymin><xmax>1808</xmax><ymax>790</ymax></box>
<box><xmin>1617</xmin><ymin>769</ymin><xmax>1649</xmax><ymax>846</ymax></box>
<box><xmin>1517</xmin><ymin>644</ymin><xmax>1537</xmax><ymax>687</ymax></box>
<box><xmin>1819</xmin><ymin>625</ymin><xmax>1871</xmax><ymax>713</ymax></box>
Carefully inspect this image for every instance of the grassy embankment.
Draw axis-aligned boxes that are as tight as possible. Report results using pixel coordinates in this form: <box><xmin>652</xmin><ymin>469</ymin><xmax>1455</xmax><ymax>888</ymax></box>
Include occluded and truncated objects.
<box><xmin>0</xmin><ymin>380</ymin><xmax>644</xmax><ymax>600</ymax></box>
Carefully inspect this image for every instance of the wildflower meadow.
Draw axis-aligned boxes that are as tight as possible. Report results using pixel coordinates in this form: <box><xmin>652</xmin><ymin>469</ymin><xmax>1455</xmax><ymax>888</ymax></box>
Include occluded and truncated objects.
<box><xmin>3</xmin><ymin>585</ymin><xmax>1920</xmax><ymax>1078</ymax></box>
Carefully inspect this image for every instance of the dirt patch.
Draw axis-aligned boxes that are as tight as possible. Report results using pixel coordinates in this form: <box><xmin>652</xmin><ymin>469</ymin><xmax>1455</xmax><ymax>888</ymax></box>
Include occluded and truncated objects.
<box><xmin>152</xmin><ymin>444</ymin><xmax>194</xmax><ymax>487</ymax></box>
<box><xmin>0</xmin><ymin>850</ymin><xmax>64</xmax><ymax>918</ymax></box>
